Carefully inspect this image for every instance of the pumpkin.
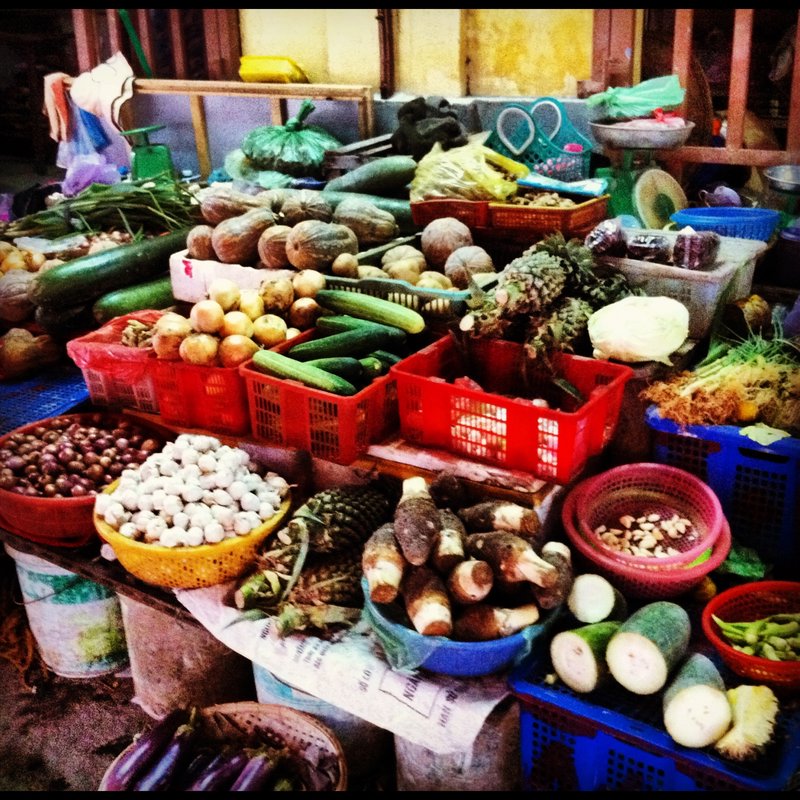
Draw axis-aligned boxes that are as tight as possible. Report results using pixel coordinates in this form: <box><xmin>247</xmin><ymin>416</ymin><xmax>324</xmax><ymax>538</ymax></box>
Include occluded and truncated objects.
<box><xmin>279</xmin><ymin>190</ymin><xmax>334</xmax><ymax>226</ymax></box>
<box><xmin>331</xmin><ymin>196</ymin><xmax>399</xmax><ymax>246</ymax></box>
<box><xmin>211</xmin><ymin>208</ymin><xmax>277</xmax><ymax>265</ymax></box>
<box><xmin>257</xmin><ymin>225</ymin><xmax>293</xmax><ymax>269</ymax></box>
<box><xmin>420</xmin><ymin>217</ymin><xmax>473</xmax><ymax>269</ymax></box>
<box><xmin>284</xmin><ymin>220</ymin><xmax>358</xmax><ymax>272</ymax></box>
<box><xmin>381</xmin><ymin>244</ymin><xmax>426</xmax><ymax>267</ymax></box>
<box><xmin>186</xmin><ymin>225</ymin><xmax>216</xmax><ymax>260</ymax></box>
<box><xmin>200</xmin><ymin>187</ymin><xmax>276</xmax><ymax>225</ymax></box>
<box><xmin>0</xmin><ymin>269</ymin><xmax>36</xmax><ymax>323</ymax></box>
<box><xmin>444</xmin><ymin>245</ymin><xmax>495</xmax><ymax>289</ymax></box>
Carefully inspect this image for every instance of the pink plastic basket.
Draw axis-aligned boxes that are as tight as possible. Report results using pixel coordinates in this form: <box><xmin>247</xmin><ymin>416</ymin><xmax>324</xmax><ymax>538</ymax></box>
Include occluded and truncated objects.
<box><xmin>571</xmin><ymin>462</ymin><xmax>725</xmax><ymax>569</ymax></box>
<box><xmin>561</xmin><ymin>482</ymin><xmax>731</xmax><ymax>599</ymax></box>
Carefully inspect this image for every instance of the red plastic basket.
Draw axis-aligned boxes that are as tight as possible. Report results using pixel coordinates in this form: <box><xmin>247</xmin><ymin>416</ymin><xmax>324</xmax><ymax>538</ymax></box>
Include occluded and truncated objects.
<box><xmin>66</xmin><ymin>310</ymin><xmax>163</xmax><ymax>413</ymax></box>
<box><xmin>153</xmin><ymin>359</ymin><xmax>251</xmax><ymax>436</ymax></box>
<box><xmin>0</xmin><ymin>412</ymin><xmax>169</xmax><ymax>547</ymax></box>
<box><xmin>571</xmin><ymin>462</ymin><xmax>724</xmax><ymax>568</ymax></box>
<box><xmin>240</xmin><ymin>332</ymin><xmax>400</xmax><ymax>465</ymax></box>
<box><xmin>561</xmin><ymin>487</ymin><xmax>732</xmax><ymax>599</ymax></box>
<box><xmin>410</xmin><ymin>198</ymin><xmax>490</xmax><ymax>228</ymax></box>
<box><xmin>391</xmin><ymin>335</ymin><xmax>632</xmax><ymax>483</ymax></box>
<box><xmin>702</xmin><ymin>580</ymin><xmax>800</xmax><ymax>693</ymax></box>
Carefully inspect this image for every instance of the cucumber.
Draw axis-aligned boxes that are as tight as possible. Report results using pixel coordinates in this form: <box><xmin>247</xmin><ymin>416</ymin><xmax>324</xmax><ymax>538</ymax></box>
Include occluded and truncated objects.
<box><xmin>315</xmin><ymin>314</ymin><xmax>407</xmax><ymax>346</ymax></box>
<box><xmin>303</xmin><ymin>356</ymin><xmax>365</xmax><ymax>382</ymax></box>
<box><xmin>29</xmin><ymin>229</ymin><xmax>190</xmax><ymax>308</ymax></box>
<box><xmin>662</xmin><ymin>652</ymin><xmax>732</xmax><ymax>748</ymax></box>
<box><xmin>367</xmin><ymin>349</ymin><xmax>404</xmax><ymax>368</ymax></box>
<box><xmin>358</xmin><ymin>355</ymin><xmax>385</xmax><ymax>380</ymax></box>
<box><xmin>251</xmin><ymin>349</ymin><xmax>357</xmax><ymax>396</ymax></box>
<box><xmin>314</xmin><ymin>289</ymin><xmax>425</xmax><ymax>334</ymax></box>
<box><xmin>323</xmin><ymin>155</ymin><xmax>417</xmax><ymax>195</ymax></box>
<box><xmin>287</xmin><ymin>328</ymin><xmax>395</xmax><ymax>361</ymax></box>
<box><xmin>605</xmin><ymin>601</ymin><xmax>691</xmax><ymax>695</ymax></box>
<box><xmin>549</xmin><ymin>621</ymin><xmax>622</xmax><ymax>694</ymax></box>
<box><xmin>92</xmin><ymin>274</ymin><xmax>175</xmax><ymax>324</ymax></box>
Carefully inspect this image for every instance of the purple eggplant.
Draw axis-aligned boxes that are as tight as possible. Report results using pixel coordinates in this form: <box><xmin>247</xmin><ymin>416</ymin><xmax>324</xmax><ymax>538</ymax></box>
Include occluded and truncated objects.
<box><xmin>229</xmin><ymin>747</ymin><xmax>284</xmax><ymax>791</ymax></box>
<box><xmin>131</xmin><ymin>710</ymin><xmax>200</xmax><ymax>791</ymax></box>
<box><xmin>102</xmin><ymin>707</ymin><xmax>190</xmax><ymax>791</ymax></box>
<box><xmin>187</xmin><ymin>748</ymin><xmax>250</xmax><ymax>791</ymax></box>
<box><xmin>173</xmin><ymin>746</ymin><xmax>218</xmax><ymax>791</ymax></box>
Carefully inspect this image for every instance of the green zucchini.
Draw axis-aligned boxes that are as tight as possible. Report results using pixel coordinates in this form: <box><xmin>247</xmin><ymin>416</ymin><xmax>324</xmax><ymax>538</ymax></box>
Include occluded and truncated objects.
<box><xmin>323</xmin><ymin>155</ymin><xmax>418</xmax><ymax>195</ymax></box>
<box><xmin>605</xmin><ymin>601</ymin><xmax>691</xmax><ymax>695</ymax></box>
<box><xmin>315</xmin><ymin>314</ymin><xmax>407</xmax><ymax>346</ymax></box>
<box><xmin>92</xmin><ymin>274</ymin><xmax>175</xmax><ymax>324</ymax></box>
<box><xmin>251</xmin><ymin>349</ymin><xmax>357</xmax><ymax>396</ymax></box>
<box><xmin>662</xmin><ymin>652</ymin><xmax>732</xmax><ymax>748</ymax></box>
<box><xmin>303</xmin><ymin>356</ymin><xmax>365</xmax><ymax>382</ymax></box>
<box><xmin>313</xmin><ymin>289</ymin><xmax>426</xmax><ymax>334</ymax></box>
<box><xmin>29</xmin><ymin>229</ymin><xmax>190</xmax><ymax>308</ymax></box>
<box><xmin>288</xmin><ymin>327</ymin><xmax>394</xmax><ymax>361</ymax></box>
<box><xmin>34</xmin><ymin>302</ymin><xmax>94</xmax><ymax>336</ymax></box>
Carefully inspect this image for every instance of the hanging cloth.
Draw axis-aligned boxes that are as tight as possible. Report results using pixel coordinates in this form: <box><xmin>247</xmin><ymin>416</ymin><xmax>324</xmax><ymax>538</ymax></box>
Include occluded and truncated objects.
<box><xmin>69</xmin><ymin>51</ymin><xmax>135</xmax><ymax>168</ymax></box>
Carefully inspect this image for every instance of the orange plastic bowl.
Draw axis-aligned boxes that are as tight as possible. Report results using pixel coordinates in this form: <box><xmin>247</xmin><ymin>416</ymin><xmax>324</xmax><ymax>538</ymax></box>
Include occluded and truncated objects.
<box><xmin>701</xmin><ymin>580</ymin><xmax>800</xmax><ymax>693</ymax></box>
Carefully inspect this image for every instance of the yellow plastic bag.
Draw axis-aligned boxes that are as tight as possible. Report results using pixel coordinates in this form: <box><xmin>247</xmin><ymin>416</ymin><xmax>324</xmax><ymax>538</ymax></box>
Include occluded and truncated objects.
<box><xmin>409</xmin><ymin>139</ymin><xmax>528</xmax><ymax>202</ymax></box>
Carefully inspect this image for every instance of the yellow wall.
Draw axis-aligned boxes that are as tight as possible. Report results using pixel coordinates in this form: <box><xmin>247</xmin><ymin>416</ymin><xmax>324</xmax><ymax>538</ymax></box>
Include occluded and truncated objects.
<box><xmin>239</xmin><ymin>9</ymin><xmax>593</xmax><ymax>98</ymax></box>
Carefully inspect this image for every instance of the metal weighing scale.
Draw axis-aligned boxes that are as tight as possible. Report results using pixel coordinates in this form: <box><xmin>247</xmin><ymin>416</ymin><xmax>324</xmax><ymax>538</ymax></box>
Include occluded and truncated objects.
<box><xmin>590</xmin><ymin>121</ymin><xmax>693</xmax><ymax>228</ymax></box>
<box><xmin>119</xmin><ymin>124</ymin><xmax>176</xmax><ymax>181</ymax></box>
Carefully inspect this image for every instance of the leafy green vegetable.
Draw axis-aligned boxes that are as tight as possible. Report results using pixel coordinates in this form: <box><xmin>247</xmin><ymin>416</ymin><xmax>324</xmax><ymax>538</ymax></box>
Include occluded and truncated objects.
<box><xmin>1</xmin><ymin>178</ymin><xmax>202</xmax><ymax>239</ymax></box>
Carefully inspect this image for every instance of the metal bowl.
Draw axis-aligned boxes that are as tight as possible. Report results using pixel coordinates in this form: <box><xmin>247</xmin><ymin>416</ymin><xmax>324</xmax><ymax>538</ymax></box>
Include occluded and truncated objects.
<box><xmin>764</xmin><ymin>165</ymin><xmax>800</xmax><ymax>194</ymax></box>
<box><xmin>590</xmin><ymin>120</ymin><xmax>695</xmax><ymax>151</ymax></box>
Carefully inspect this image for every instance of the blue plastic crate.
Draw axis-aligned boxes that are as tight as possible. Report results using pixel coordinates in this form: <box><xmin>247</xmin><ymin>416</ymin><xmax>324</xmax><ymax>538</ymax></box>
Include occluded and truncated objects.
<box><xmin>670</xmin><ymin>207</ymin><xmax>780</xmax><ymax>242</ymax></box>
<box><xmin>645</xmin><ymin>406</ymin><xmax>800</xmax><ymax>577</ymax></box>
<box><xmin>509</xmin><ymin>650</ymin><xmax>800</xmax><ymax>791</ymax></box>
<box><xmin>0</xmin><ymin>363</ymin><xmax>89</xmax><ymax>436</ymax></box>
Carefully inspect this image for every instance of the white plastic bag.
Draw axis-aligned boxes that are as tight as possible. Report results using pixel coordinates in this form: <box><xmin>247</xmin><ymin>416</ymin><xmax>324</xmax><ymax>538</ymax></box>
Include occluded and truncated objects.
<box><xmin>588</xmin><ymin>295</ymin><xmax>689</xmax><ymax>365</ymax></box>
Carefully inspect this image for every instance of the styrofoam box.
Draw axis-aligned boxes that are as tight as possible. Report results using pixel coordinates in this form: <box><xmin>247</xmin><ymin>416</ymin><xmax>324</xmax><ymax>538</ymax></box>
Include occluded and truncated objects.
<box><xmin>169</xmin><ymin>249</ymin><xmax>295</xmax><ymax>303</ymax></box>
<box><xmin>598</xmin><ymin>229</ymin><xmax>766</xmax><ymax>339</ymax></box>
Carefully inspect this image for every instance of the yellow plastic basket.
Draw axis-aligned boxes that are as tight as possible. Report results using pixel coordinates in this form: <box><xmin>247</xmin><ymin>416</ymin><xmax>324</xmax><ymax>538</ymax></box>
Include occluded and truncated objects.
<box><xmin>94</xmin><ymin>481</ymin><xmax>292</xmax><ymax>589</ymax></box>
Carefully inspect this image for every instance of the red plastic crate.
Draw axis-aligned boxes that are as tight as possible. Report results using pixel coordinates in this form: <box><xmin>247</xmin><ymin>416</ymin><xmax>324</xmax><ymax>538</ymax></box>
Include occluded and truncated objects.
<box><xmin>391</xmin><ymin>336</ymin><xmax>633</xmax><ymax>483</ymax></box>
<box><xmin>410</xmin><ymin>198</ymin><xmax>490</xmax><ymax>228</ymax></box>
<box><xmin>240</xmin><ymin>332</ymin><xmax>399</xmax><ymax>465</ymax></box>
<box><xmin>66</xmin><ymin>310</ymin><xmax>163</xmax><ymax>413</ymax></box>
<box><xmin>153</xmin><ymin>359</ymin><xmax>251</xmax><ymax>436</ymax></box>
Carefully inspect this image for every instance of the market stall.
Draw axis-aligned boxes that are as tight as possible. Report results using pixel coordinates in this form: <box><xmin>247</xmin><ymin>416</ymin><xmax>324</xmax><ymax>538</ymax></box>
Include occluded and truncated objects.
<box><xmin>1</xmin><ymin>77</ymin><xmax>799</xmax><ymax>793</ymax></box>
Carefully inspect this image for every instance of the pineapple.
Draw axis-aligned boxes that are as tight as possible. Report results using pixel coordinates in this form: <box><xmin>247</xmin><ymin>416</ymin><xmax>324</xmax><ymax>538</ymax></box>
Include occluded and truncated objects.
<box><xmin>524</xmin><ymin>295</ymin><xmax>594</xmax><ymax>359</ymax></box>
<box><xmin>459</xmin><ymin>250</ymin><xmax>568</xmax><ymax>340</ymax></box>
<box><xmin>290</xmin><ymin>485</ymin><xmax>393</xmax><ymax>554</ymax></box>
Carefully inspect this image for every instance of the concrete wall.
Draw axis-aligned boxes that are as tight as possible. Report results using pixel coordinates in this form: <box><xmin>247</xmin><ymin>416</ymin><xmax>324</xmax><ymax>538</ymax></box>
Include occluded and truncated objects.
<box><xmin>132</xmin><ymin>9</ymin><xmax>597</xmax><ymax>178</ymax></box>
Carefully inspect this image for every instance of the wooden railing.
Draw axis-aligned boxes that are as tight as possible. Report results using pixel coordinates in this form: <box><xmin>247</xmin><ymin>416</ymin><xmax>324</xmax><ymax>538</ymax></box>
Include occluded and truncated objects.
<box><xmin>63</xmin><ymin>77</ymin><xmax>375</xmax><ymax>180</ymax></box>
<box><xmin>591</xmin><ymin>9</ymin><xmax>800</xmax><ymax>180</ymax></box>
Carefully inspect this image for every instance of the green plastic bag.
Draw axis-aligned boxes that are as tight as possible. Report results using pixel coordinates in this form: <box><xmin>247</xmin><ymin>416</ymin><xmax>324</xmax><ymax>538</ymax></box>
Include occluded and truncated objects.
<box><xmin>240</xmin><ymin>98</ymin><xmax>343</xmax><ymax>178</ymax></box>
<box><xmin>586</xmin><ymin>75</ymin><xmax>685</xmax><ymax>119</ymax></box>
